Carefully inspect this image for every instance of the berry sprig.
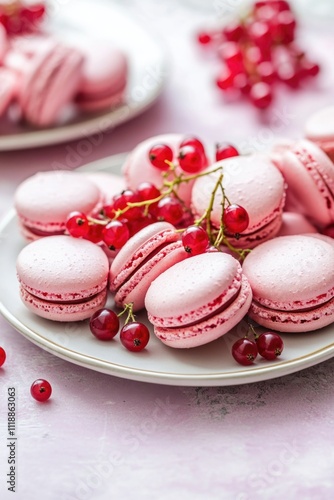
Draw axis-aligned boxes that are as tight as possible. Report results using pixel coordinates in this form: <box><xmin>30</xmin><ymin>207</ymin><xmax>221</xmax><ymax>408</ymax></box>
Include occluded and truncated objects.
<box><xmin>197</xmin><ymin>0</ymin><xmax>320</xmax><ymax>109</ymax></box>
<box><xmin>232</xmin><ymin>322</ymin><xmax>284</xmax><ymax>366</ymax></box>
<box><xmin>89</xmin><ymin>304</ymin><xmax>150</xmax><ymax>352</ymax></box>
<box><xmin>0</xmin><ymin>1</ymin><xmax>46</xmax><ymax>35</ymax></box>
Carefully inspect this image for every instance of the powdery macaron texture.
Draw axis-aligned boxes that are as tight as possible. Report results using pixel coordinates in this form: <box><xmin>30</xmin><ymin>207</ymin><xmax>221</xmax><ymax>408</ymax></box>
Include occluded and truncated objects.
<box><xmin>305</xmin><ymin>106</ymin><xmax>334</xmax><ymax>161</ymax></box>
<box><xmin>191</xmin><ymin>154</ymin><xmax>286</xmax><ymax>248</ymax></box>
<box><xmin>145</xmin><ymin>252</ymin><xmax>252</xmax><ymax>348</ymax></box>
<box><xmin>242</xmin><ymin>235</ymin><xmax>334</xmax><ymax>332</ymax></box>
<box><xmin>14</xmin><ymin>170</ymin><xmax>101</xmax><ymax>241</ymax></box>
<box><xmin>109</xmin><ymin>222</ymin><xmax>188</xmax><ymax>311</ymax></box>
<box><xmin>17</xmin><ymin>236</ymin><xmax>109</xmax><ymax>322</ymax></box>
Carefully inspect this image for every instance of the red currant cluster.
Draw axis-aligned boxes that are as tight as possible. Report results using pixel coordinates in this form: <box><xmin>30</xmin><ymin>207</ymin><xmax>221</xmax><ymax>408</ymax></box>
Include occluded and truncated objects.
<box><xmin>1</xmin><ymin>346</ymin><xmax>52</xmax><ymax>401</ymax></box>
<box><xmin>0</xmin><ymin>1</ymin><xmax>46</xmax><ymax>34</ymax></box>
<box><xmin>89</xmin><ymin>305</ymin><xmax>150</xmax><ymax>352</ymax></box>
<box><xmin>232</xmin><ymin>325</ymin><xmax>284</xmax><ymax>365</ymax></box>
<box><xmin>197</xmin><ymin>0</ymin><xmax>320</xmax><ymax>109</ymax></box>
<box><xmin>66</xmin><ymin>136</ymin><xmax>250</xmax><ymax>259</ymax></box>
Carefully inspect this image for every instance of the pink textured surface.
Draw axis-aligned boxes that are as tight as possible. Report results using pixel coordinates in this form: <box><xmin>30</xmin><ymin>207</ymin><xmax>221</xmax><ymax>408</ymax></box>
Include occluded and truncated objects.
<box><xmin>278</xmin><ymin>211</ymin><xmax>318</xmax><ymax>236</ymax></box>
<box><xmin>1</xmin><ymin>2</ymin><xmax>334</xmax><ymax>499</ymax></box>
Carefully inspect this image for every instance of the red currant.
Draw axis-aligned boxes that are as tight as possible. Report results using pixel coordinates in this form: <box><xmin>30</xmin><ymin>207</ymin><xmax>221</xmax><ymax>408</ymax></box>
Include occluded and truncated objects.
<box><xmin>0</xmin><ymin>346</ymin><xmax>6</xmax><ymax>367</ymax></box>
<box><xmin>137</xmin><ymin>182</ymin><xmax>161</xmax><ymax>202</ymax></box>
<box><xmin>112</xmin><ymin>190</ymin><xmax>142</xmax><ymax>221</ymax></box>
<box><xmin>216</xmin><ymin>67</ymin><xmax>235</xmax><ymax>91</ymax></box>
<box><xmin>149</xmin><ymin>144</ymin><xmax>173</xmax><ymax>171</ymax></box>
<box><xmin>30</xmin><ymin>379</ymin><xmax>52</xmax><ymax>402</ymax></box>
<box><xmin>232</xmin><ymin>338</ymin><xmax>258</xmax><ymax>366</ymax></box>
<box><xmin>157</xmin><ymin>197</ymin><xmax>184</xmax><ymax>225</ymax></box>
<box><xmin>223</xmin><ymin>20</ymin><xmax>244</xmax><ymax>42</ymax></box>
<box><xmin>90</xmin><ymin>308</ymin><xmax>120</xmax><ymax>341</ymax></box>
<box><xmin>197</xmin><ymin>32</ymin><xmax>212</xmax><ymax>45</ymax></box>
<box><xmin>102</xmin><ymin>220</ymin><xmax>130</xmax><ymax>250</ymax></box>
<box><xmin>223</xmin><ymin>204</ymin><xmax>249</xmax><ymax>234</ymax></box>
<box><xmin>66</xmin><ymin>211</ymin><xmax>89</xmax><ymax>238</ymax></box>
<box><xmin>277</xmin><ymin>62</ymin><xmax>299</xmax><ymax>88</ymax></box>
<box><xmin>250</xmin><ymin>82</ymin><xmax>273</xmax><ymax>109</ymax></box>
<box><xmin>257</xmin><ymin>61</ymin><xmax>276</xmax><ymax>84</ymax></box>
<box><xmin>127</xmin><ymin>216</ymin><xmax>155</xmax><ymax>237</ymax></box>
<box><xmin>218</xmin><ymin>42</ymin><xmax>244</xmax><ymax>74</ymax></box>
<box><xmin>215</xmin><ymin>143</ymin><xmax>239</xmax><ymax>162</ymax></box>
<box><xmin>178</xmin><ymin>145</ymin><xmax>206</xmax><ymax>174</ymax></box>
<box><xmin>256</xmin><ymin>332</ymin><xmax>284</xmax><ymax>360</ymax></box>
<box><xmin>182</xmin><ymin>226</ymin><xmax>209</xmax><ymax>256</ymax></box>
<box><xmin>275</xmin><ymin>10</ymin><xmax>296</xmax><ymax>44</ymax></box>
<box><xmin>180</xmin><ymin>136</ymin><xmax>206</xmax><ymax>155</ymax></box>
<box><xmin>233</xmin><ymin>73</ymin><xmax>252</xmax><ymax>95</ymax></box>
<box><xmin>85</xmin><ymin>223</ymin><xmax>103</xmax><ymax>244</ymax></box>
<box><xmin>299</xmin><ymin>59</ymin><xmax>320</xmax><ymax>78</ymax></box>
<box><xmin>120</xmin><ymin>322</ymin><xmax>150</xmax><ymax>352</ymax></box>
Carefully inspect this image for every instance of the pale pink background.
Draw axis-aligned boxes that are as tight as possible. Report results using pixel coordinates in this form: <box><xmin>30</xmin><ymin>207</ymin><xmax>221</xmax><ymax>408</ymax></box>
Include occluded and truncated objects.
<box><xmin>1</xmin><ymin>1</ymin><xmax>334</xmax><ymax>499</ymax></box>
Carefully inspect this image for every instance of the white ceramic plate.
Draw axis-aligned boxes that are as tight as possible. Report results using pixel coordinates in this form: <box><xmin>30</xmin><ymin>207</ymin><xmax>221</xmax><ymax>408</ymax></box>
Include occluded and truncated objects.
<box><xmin>0</xmin><ymin>0</ymin><xmax>167</xmax><ymax>150</ymax></box>
<box><xmin>1</xmin><ymin>154</ymin><xmax>334</xmax><ymax>386</ymax></box>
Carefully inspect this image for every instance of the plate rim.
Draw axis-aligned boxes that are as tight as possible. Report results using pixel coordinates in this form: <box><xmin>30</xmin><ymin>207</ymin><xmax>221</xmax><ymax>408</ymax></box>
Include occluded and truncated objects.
<box><xmin>1</xmin><ymin>154</ymin><xmax>334</xmax><ymax>385</ymax></box>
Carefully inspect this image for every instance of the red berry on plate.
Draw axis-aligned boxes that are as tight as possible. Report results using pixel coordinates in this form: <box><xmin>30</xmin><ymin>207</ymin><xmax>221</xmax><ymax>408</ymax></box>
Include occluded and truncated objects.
<box><xmin>223</xmin><ymin>204</ymin><xmax>249</xmax><ymax>234</ymax></box>
<box><xmin>180</xmin><ymin>136</ymin><xmax>206</xmax><ymax>155</ymax></box>
<box><xmin>215</xmin><ymin>142</ymin><xmax>239</xmax><ymax>161</ymax></box>
<box><xmin>250</xmin><ymin>82</ymin><xmax>273</xmax><ymax>109</ymax></box>
<box><xmin>256</xmin><ymin>332</ymin><xmax>284</xmax><ymax>360</ymax></box>
<box><xmin>90</xmin><ymin>308</ymin><xmax>120</xmax><ymax>341</ymax></box>
<box><xmin>157</xmin><ymin>197</ymin><xmax>184</xmax><ymax>225</ymax></box>
<box><xmin>30</xmin><ymin>379</ymin><xmax>52</xmax><ymax>402</ymax></box>
<box><xmin>149</xmin><ymin>144</ymin><xmax>173</xmax><ymax>171</ymax></box>
<box><xmin>120</xmin><ymin>322</ymin><xmax>150</xmax><ymax>352</ymax></box>
<box><xmin>0</xmin><ymin>346</ymin><xmax>6</xmax><ymax>367</ymax></box>
<box><xmin>232</xmin><ymin>338</ymin><xmax>258</xmax><ymax>365</ymax></box>
<box><xmin>178</xmin><ymin>145</ymin><xmax>206</xmax><ymax>174</ymax></box>
<box><xmin>66</xmin><ymin>211</ymin><xmax>89</xmax><ymax>238</ymax></box>
<box><xmin>102</xmin><ymin>220</ymin><xmax>130</xmax><ymax>250</ymax></box>
<box><xmin>182</xmin><ymin>225</ymin><xmax>209</xmax><ymax>256</ymax></box>
<box><xmin>197</xmin><ymin>31</ymin><xmax>212</xmax><ymax>45</ymax></box>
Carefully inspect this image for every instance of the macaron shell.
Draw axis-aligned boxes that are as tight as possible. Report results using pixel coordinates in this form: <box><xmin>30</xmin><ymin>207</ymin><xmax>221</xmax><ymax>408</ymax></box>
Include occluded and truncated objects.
<box><xmin>0</xmin><ymin>68</ymin><xmax>19</xmax><ymax>115</ymax></box>
<box><xmin>114</xmin><ymin>241</ymin><xmax>188</xmax><ymax>311</ymax></box>
<box><xmin>305</xmin><ymin>106</ymin><xmax>334</xmax><ymax>142</ymax></box>
<box><xmin>15</xmin><ymin>171</ymin><xmax>101</xmax><ymax>234</ymax></box>
<box><xmin>20</xmin><ymin>287</ymin><xmax>107</xmax><ymax>322</ymax></box>
<box><xmin>278</xmin><ymin>212</ymin><xmax>318</xmax><ymax>237</ymax></box>
<box><xmin>152</xmin><ymin>275</ymin><xmax>252</xmax><ymax>348</ymax></box>
<box><xmin>145</xmin><ymin>252</ymin><xmax>242</xmax><ymax>325</ymax></box>
<box><xmin>84</xmin><ymin>172</ymin><xmax>126</xmax><ymax>205</ymax></box>
<box><xmin>17</xmin><ymin>236</ymin><xmax>109</xmax><ymax>298</ymax></box>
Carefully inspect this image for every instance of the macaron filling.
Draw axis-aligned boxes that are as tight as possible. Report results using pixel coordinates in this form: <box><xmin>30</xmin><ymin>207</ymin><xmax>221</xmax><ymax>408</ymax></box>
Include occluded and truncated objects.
<box><xmin>18</xmin><ymin>278</ymin><xmax>108</xmax><ymax>303</ymax></box>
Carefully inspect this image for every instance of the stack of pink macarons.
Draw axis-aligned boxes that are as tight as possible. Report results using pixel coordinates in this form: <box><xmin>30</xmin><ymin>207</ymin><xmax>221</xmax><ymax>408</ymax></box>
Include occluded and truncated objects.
<box><xmin>0</xmin><ymin>30</ymin><xmax>128</xmax><ymax>126</ymax></box>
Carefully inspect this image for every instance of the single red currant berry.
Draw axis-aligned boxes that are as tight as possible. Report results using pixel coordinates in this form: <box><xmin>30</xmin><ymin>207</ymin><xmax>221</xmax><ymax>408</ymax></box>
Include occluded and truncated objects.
<box><xmin>218</xmin><ymin>42</ymin><xmax>244</xmax><ymax>74</ymax></box>
<box><xmin>182</xmin><ymin>226</ymin><xmax>209</xmax><ymax>256</ymax></box>
<box><xmin>232</xmin><ymin>338</ymin><xmax>258</xmax><ymax>366</ymax></box>
<box><xmin>112</xmin><ymin>190</ymin><xmax>142</xmax><ymax>221</ymax></box>
<box><xmin>0</xmin><ymin>346</ymin><xmax>6</xmax><ymax>367</ymax></box>
<box><xmin>197</xmin><ymin>31</ymin><xmax>212</xmax><ymax>45</ymax></box>
<box><xmin>256</xmin><ymin>332</ymin><xmax>284</xmax><ymax>360</ymax></box>
<box><xmin>216</xmin><ymin>66</ymin><xmax>235</xmax><ymax>91</ymax></box>
<box><xmin>178</xmin><ymin>145</ymin><xmax>206</xmax><ymax>174</ymax></box>
<box><xmin>85</xmin><ymin>223</ymin><xmax>103</xmax><ymax>244</ymax></box>
<box><xmin>248</xmin><ymin>21</ymin><xmax>271</xmax><ymax>54</ymax></box>
<box><xmin>223</xmin><ymin>204</ymin><xmax>249</xmax><ymax>234</ymax></box>
<box><xmin>299</xmin><ymin>59</ymin><xmax>320</xmax><ymax>78</ymax></box>
<box><xmin>102</xmin><ymin>203</ymin><xmax>115</xmax><ymax>219</ymax></box>
<box><xmin>127</xmin><ymin>216</ymin><xmax>155</xmax><ymax>237</ymax></box>
<box><xmin>157</xmin><ymin>197</ymin><xmax>184</xmax><ymax>225</ymax></box>
<box><xmin>250</xmin><ymin>82</ymin><xmax>273</xmax><ymax>109</ymax></box>
<box><xmin>233</xmin><ymin>73</ymin><xmax>251</xmax><ymax>95</ymax></box>
<box><xmin>102</xmin><ymin>220</ymin><xmax>130</xmax><ymax>250</ymax></box>
<box><xmin>223</xmin><ymin>20</ymin><xmax>244</xmax><ymax>42</ymax></box>
<box><xmin>180</xmin><ymin>136</ymin><xmax>206</xmax><ymax>155</ymax></box>
<box><xmin>120</xmin><ymin>322</ymin><xmax>150</xmax><ymax>352</ymax></box>
<box><xmin>90</xmin><ymin>308</ymin><xmax>120</xmax><ymax>341</ymax></box>
<box><xmin>277</xmin><ymin>62</ymin><xmax>299</xmax><ymax>88</ymax></box>
<box><xmin>149</xmin><ymin>144</ymin><xmax>173</xmax><ymax>171</ymax></box>
<box><xmin>215</xmin><ymin>142</ymin><xmax>239</xmax><ymax>161</ymax></box>
<box><xmin>66</xmin><ymin>211</ymin><xmax>89</xmax><ymax>238</ymax></box>
<box><xmin>257</xmin><ymin>61</ymin><xmax>276</xmax><ymax>84</ymax></box>
<box><xmin>136</xmin><ymin>182</ymin><xmax>161</xmax><ymax>202</ymax></box>
<box><xmin>30</xmin><ymin>379</ymin><xmax>52</xmax><ymax>402</ymax></box>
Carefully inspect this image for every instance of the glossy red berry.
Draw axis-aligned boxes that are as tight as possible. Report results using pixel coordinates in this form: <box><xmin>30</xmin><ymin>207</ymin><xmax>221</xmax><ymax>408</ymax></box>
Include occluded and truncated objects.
<box><xmin>216</xmin><ymin>67</ymin><xmax>235</xmax><ymax>91</ymax></box>
<box><xmin>178</xmin><ymin>145</ymin><xmax>206</xmax><ymax>174</ymax></box>
<box><xmin>30</xmin><ymin>379</ymin><xmax>52</xmax><ymax>402</ymax></box>
<box><xmin>0</xmin><ymin>346</ymin><xmax>6</xmax><ymax>367</ymax></box>
<box><xmin>102</xmin><ymin>220</ymin><xmax>130</xmax><ymax>250</ymax></box>
<box><xmin>90</xmin><ymin>308</ymin><xmax>120</xmax><ymax>341</ymax></box>
<box><xmin>66</xmin><ymin>211</ymin><xmax>89</xmax><ymax>238</ymax></box>
<box><xmin>149</xmin><ymin>144</ymin><xmax>173</xmax><ymax>171</ymax></box>
<box><xmin>112</xmin><ymin>190</ymin><xmax>142</xmax><ymax>221</ymax></box>
<box><xmin>233</xmin><ymin>73</ymin><xmax>251</xmax><ymax>95</ymax></box>
<box><xmin>197</xmin><ymin>32</ymin><xmax>212</xmax><ymax>45</ymax></box>
<box><xmin>215</xmin><ymin>143</ymin><xmax>239</xmax><ymax>161</ymax></box>
<box><xmin>86</xmin><ymin>223</ymin><xmax>103</xmax><ymax>244</ymax></box>
<box><xmin>223</xmin><ymin>20</ymin><xmax>244</xmax><ymax>42</ymax></box>
<box><xmin>137</xmin><ymin>182</ymin><xmax>161</xmax><ymax>202</ymax></box>
<box><xmin>218</xmin><ymin>42</ymin><xmax>244</xmax><ymax>74</ymax></box>
<box><xmin>257</xmin><ymin>61</ymin><xmax>276</xmax><ymax>84</ymax></box>
<box><xmin>120</xmin><ymin>322</ymin><xmax>150</xmax><ymax>352</ymax></box>
<box><xmin>277</xmin><ymin>62</ymin><xmax>299</xmax><ymax>88</ymax></box>
<box><xmin>250</xmin><ymin>82</ymin><xmax>273</xmax><ymax>109</ymax></box>
<box><xmin>223</xmin><ymin>204</ymin><xmax>249</xmax><ymax>234</ymax></box>
<box><xmin>180</xmin><ymin>136</ymin><xmax>206</xmax><ymax>155</ymax></box>
<box><xmin>232</xmin><ymin>338</ymin><xmax>258</xmax><ymax>366</ymax></box>
<box><xmin>157</xmin><ymin>197</ymin><xmax>184</xmax><ymax>225</ymax></box>
<box><xmin>256</xmin><ymin>332</ymin><xmax>284</xmax><ymax>360</ymax></box>
<box><xmin>248</xmin><ymin>21</ymin><xmax>272</xmax><ymax>54</ymax></box>
<box><xmin>182</xmin><ymin>226</ymin><xmax>209</xmax><ymax>256</ymax></box>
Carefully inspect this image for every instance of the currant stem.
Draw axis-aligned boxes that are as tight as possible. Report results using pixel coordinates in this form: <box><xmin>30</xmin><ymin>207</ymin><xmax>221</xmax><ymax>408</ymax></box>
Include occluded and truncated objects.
<box><xmin>117</xmin><ymin>302</ymin><xmax>136</xmax><ymax>325</ymax></box>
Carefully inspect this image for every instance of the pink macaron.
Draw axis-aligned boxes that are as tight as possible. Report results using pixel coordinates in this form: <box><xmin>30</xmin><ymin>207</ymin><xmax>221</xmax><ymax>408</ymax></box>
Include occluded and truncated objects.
<box><xmin>14</xmin><ymin>170</ymin><xmax>101</xmax><ymax>241</ymax></box>
<box><xmin>277</xmin><ymin>212</ymin><xmax>318</xmax><ymax>237</ymax></box>
<box><xmin>83</xmin><ymin>172</ymin><xmax>126</xmax><ymax>205</ymax></box>
<box><xmin>109</xmin><ymin>222</ymin><xmax>188</xmax><ymax>311</ymax></box>
<box><xmin>305</xmin><ymin>106</ymin><xmax>334</xmax><ymax>162</ymax></box>
<box><xmin>75</xmin><ymin>42</ymin><xmax>128</xmax><ymax>111</ymax></box>
<box><xmin>18</xmin><ymin>38</ymin><xmax>84</xmax><ymax>126</ymax></box>
<box><xmin>122</xmin><ymin>134</ymin><xmax>210</xmax><ymax>208</ymax></box>
<box><xmin>275</xmin><ymin>139</ymin><xmax>334</xmax><ymax>228</ymax></box>
<box><xmin>191</xmin><ymin>154</ymin><xmax>286</xmax><ymax>248</ymax></box>
<box><xmin>16</xmin><ymin>236</ymin><xmax>109</xmax><ymax>322</ymax></box>
<box><xmin>0</xmin><ymin>67</ymin><xmax>19</xmax><ymax>116</ymax></box>
<box><xmin>145</xmin><ymin>252</ymin><xmax>252</xmax><ymax>348</ymax></box>
<box><xmin>242</xmin><ymin>234</ymin><xmax>334</xmax><ymax>332</ymax></box>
